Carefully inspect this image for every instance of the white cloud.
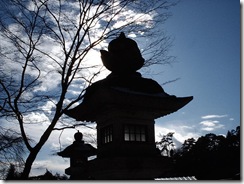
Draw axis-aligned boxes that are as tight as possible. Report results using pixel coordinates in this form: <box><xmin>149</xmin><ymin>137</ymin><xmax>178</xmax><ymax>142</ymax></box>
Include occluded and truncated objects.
<box><xmin>41</xmin><ymin>101</ymin><xmax>56</xmax><ymax>114</ymax></box>
<box><xmin>200</xmin><ymin>120</ymin><xmax>219</xmax><ymax>127</ymax></box>
<box><xmin>24</xmin><ymin>112</ymin><xmax>50</xmax><ymax>125</ymax></box>
<box><xmin>112</xmin><ymin>10</ymin><xmax>154</xmax><ymax>29</ymax></box>
<box><xmin>201</xmin><ymin>114</ymin><xmax>228</xmax><ymax>119</ymax></box>
<box><xmin>180</xmin><ymin>125</ymin><xmax>194</xmax><ymax>129</ymax></box>
<box><xmin>155</xmin><ymin>123</ymin><xmax>200</xmax><ymax>148</ymax></box>
<box><xmin>128</xmin><ymin>33</ymin><xmax>137</xmax><ymax>38</ymax></box>
<box><xmin>30</xmin><ymin>157</ymin><xmax>69</xmax><ymax>176</ymax></box>
<box><xmin>199</xmin><ymin>114</ymin><xmax>227</xmax><ymax>132</ymax></box>
<box><xmin>199</xmin><ymin>120</ymin><xmax>225</xmax><ymax>132</ymax></box>
<box><xmin>201</xmin><ymin>127</ymin><xmax>214</xmax><ymax>131</ymax></box>
<box><xmin>201</xmin><ymin>124</ymin><xmax>224</xmax><ymax>131</ymax></box>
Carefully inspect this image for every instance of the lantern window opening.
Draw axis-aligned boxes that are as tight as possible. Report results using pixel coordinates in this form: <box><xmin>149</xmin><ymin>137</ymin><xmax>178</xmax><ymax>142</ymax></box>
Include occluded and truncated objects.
<box><xmin>124</xmin><ymin>124</ymin><xmax>147</xmax><ymax>142</ymax></box>
<box><xmin>101</xmin><ymin>125</ymin><xmax>113</xmax><ymax>144</ymax></box>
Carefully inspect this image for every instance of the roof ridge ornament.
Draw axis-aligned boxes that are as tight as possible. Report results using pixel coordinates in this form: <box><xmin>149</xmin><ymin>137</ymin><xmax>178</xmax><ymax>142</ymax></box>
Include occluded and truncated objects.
<box><xmin>100</xmin><ymin>32</ymin><xmax>145</xmax><ymax>74</ymax></box>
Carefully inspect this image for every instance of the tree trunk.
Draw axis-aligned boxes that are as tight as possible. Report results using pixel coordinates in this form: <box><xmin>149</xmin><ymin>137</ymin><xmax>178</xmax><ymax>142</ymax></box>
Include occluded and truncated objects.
<box><xmin>20</xmin><ymin>149</ymin><xmax>39</xmax><ymax>179</ymax></box>
<box><xmin>20</xmin><ymin>115</ymin><xmax>60</xmax><ymax>179</ymax></box>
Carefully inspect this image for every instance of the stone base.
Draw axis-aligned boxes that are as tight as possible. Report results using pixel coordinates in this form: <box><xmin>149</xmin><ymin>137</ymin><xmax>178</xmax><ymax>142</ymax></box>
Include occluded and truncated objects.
<box><xmin>87</xmin><ymin>156</ymin><xmax>173</xmax><ymax>180</ymax></box>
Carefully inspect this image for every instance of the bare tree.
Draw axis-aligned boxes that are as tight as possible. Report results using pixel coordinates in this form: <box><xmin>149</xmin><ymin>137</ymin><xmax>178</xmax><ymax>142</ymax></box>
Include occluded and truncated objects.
<box><xmin>0</xmin><ymin>0</ymin><xmax>177</xmax><ymax>179</ymax></box>
<box><xmin>0</xmin><ymin>126</ymin><xmax>27</xmax><ymax>179</ymax></box>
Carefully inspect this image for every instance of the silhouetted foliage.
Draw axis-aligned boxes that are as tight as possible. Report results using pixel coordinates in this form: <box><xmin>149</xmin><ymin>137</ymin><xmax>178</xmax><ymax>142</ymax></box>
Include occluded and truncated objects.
<box><xmin>156</xmin><ymin>132</ymin><xmax>175</xmax><ymax>157</ymax></box>
<box><xmin>5</xmin><ymin>164</ymin><xmax>21</xmax><ymax>180</ymax></box>
<box><xmin>29</xmin><ymin>169</ymin><xmax>68</xmax><ymax>180</ymax></box>
<box><xmin>173</xmin><ymin>126</ymin><xmax>240</xmax><ymax>180</ymax></box>
<box><xmin>0</xmin><ymin>126</ymin><xmax>27</xmax><ymax>179</ymax></box>
<box><xmin>182</xmin><ymin>137</ymin><xmax>196</xmax><ymax>153</ymax></box>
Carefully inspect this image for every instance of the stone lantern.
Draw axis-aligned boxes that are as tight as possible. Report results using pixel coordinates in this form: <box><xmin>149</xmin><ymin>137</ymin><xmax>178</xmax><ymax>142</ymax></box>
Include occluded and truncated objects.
<box><xmin>57</xmin><ymin>131</ymin><xmax>97</xmax><ymax>179</ymax></box>
<box><xmin>64</xmin><ymin>33</ymin><xmax>193</xmax><ymax>179</ymax></box>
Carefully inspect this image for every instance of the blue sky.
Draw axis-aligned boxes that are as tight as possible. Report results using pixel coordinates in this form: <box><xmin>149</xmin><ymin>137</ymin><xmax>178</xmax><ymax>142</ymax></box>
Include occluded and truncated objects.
<box><xmin>0</xmin><ymin>0</ymin><xmax>240</xmax><ymax>177</ymax></box>
<box><xmin>30</xmin><ymin>0</ymin><xmax>241</xmax><ymax>176</ymax></box>
<box><xmin>40</xmin><ymin>0</ymin><xmax>239</xmax><ymax>176</ymax></box>
<box><xmin>143</xmin><ymin>0</ymin><xmax>240</xmax><ymax>142</ymax></box>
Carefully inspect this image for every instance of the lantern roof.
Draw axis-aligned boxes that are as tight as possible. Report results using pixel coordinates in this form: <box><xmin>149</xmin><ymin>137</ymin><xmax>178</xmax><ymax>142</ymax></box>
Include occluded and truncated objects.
<box><xmin>57</xmin><ymin>131</ymin><xmax>97</xmax><ymax>158</ymax></box>
<box><xmin>64</xmin><ymin>73</ymin><xmax>193</xmax><ymax>122</ymax></box>
<box><xmin>64</xmin><ymin>32</ymin><xmax>193</xmax><ymax>122</ymax></box>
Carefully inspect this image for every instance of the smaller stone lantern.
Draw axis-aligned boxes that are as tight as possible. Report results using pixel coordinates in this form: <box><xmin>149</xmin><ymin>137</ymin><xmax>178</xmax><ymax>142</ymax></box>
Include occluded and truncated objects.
<box><xmin>57</xmin><ymin>131</ymin><xmax>97</xmax><ymax>179</ymax></box>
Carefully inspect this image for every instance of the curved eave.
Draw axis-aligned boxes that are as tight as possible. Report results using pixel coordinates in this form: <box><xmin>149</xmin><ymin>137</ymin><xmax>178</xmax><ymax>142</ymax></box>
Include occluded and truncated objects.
<box><xmin>57</xmin><ymin>144</ymin><xmax>97</xmax><ymax>158</ymax></box>
<box><xmin>65</xmin><ymin>88</ymin><xmax>193</xmax><ymax>122</ymax></box>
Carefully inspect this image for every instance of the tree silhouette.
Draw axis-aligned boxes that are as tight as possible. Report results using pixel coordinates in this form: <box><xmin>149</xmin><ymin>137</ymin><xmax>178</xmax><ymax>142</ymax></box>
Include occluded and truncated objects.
<box><xmin>0</xmin><ymin>0</ymin><xmax>177</xmax><ymax>179</ymax></box>
<box><xmin>181</xmin><ymin>137</ymin><xmax>196</xmax><ymax>153</ymax></box>
<box><xmin>28</xmin><ymin>169</ymin><xmax>68</xmax><ymax>180</ymax></box>
<box><xmin>156</xmin><ymin>132</ymin><xmax>175</xmax><ymax>157</ymax></box>
<box><xmin>0</xmin><ymin>126</ymin><xmax>27</xmax><ymax>179</ymax></box>
<box><xmin>5</xmin><ymin>164</ymin><xmax>20</xmax><ymax>180</ymax></box>
<box><xmin>173</xmin><ymin>126</ymin><xmax>240</xmax><ymax>180</ymax></box>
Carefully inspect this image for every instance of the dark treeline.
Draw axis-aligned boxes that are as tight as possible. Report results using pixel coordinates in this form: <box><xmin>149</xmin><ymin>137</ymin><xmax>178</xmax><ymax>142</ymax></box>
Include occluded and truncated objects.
<box><xmin>6</xmin><ymin>166</ymin><xmax>68</xmax><ymax>180</ymax></box>
<box><xmin>163</xmin><ymin>126</ymin><xmax>240</xmax><ymax>180</ymax></box>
